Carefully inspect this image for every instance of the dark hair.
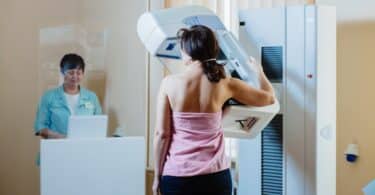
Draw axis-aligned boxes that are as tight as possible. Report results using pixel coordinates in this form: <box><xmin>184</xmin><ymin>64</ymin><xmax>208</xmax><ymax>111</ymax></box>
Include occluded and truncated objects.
<box><xmin>178</xmin><ymin>25</ymin><xmax>226</xmax><ymax>83</ymax></box>
<box><xmin>59</xmin><ymin>53</ymin><xmax>85</xmax><ymax>74</ymax></box>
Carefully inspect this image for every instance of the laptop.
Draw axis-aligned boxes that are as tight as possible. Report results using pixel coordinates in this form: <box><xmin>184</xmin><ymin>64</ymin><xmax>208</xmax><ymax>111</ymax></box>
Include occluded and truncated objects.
<box><xmin>67</xmin><ymin>115</ymin><xmax>108</xmax><ymax>139</ymax></box>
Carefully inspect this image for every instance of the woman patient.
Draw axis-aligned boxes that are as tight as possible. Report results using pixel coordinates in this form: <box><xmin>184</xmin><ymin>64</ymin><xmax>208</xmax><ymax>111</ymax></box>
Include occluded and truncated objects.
<box><xmin>153</xmin><ymin>25</ymin><xmax>275</xmax><ymax>195</ymax></box>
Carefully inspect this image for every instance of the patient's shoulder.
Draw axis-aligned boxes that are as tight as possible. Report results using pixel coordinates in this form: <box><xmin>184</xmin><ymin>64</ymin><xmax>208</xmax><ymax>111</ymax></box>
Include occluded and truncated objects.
<box><xmin>163</xmin><ymin>74</ymin><xmax>184</xmax><ymax>86</ymax></box>
<box><xmin>159</xmin><ymin>75</ymin><xmax>174</xmax><ymax>92</ymax></box>
<box><xmin>166</xmin><ymin>73</ymin><xmax>184</xmax><ymax>81</ymax></box>
<box><xmin>160</xmin><ymin>74</ymin><xmax>185</xmax><ymax>94</ymax></box>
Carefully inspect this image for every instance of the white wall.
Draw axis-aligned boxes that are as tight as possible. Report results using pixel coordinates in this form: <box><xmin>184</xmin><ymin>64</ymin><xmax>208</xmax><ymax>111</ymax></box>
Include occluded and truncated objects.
<box><xmin>317</xmin><ymin>0</ymin><xmax>375</xmax><ymax>21</ymax></box>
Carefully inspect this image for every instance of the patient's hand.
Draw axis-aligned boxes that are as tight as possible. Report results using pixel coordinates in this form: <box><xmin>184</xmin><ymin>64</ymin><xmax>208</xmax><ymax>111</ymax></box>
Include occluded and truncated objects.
<box><xmin>249</xmin><ymin>56</ymin><xmax>263</xmax><ymax>74</ymax></box>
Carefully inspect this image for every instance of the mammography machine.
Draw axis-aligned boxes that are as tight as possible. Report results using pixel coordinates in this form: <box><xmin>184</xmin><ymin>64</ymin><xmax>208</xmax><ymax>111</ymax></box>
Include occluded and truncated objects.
<box><xmin>138</xmin><ymin>5</ymin><xmax>336</xmax><ymax>195</ymax></box>
<box><xmin>137</xmin><ymin>6</ymin><xmax>280</xmax><ymax>139</ymax></box>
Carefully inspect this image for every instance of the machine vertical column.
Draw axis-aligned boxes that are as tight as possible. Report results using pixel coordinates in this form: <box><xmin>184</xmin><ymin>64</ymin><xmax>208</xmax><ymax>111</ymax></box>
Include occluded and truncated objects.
<box><xmin>304</xmin><ymin>5</ymin><xmax>318</xmax><ymax>195</ymax></box>
<box><xmin>285</xmin><ymin>6</ymin><xmax>307</xmax><ymax>195</ymax></box>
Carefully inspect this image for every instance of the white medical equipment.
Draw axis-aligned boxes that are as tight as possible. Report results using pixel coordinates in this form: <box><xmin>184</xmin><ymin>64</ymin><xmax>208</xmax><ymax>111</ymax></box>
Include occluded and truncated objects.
<box><xmin>237</xmin><ymin>5</ymin><xmax>336</xmax><ymax>195</ymax></box>
<box><xmin>137</xmin><ymin>6</ymin><xmax>280</xmax><ymax>139</ymax></box>
<box><xmin>67</xmin><ymin>115</ymin><xmax>108</xmax><ymax>138</ymax></box>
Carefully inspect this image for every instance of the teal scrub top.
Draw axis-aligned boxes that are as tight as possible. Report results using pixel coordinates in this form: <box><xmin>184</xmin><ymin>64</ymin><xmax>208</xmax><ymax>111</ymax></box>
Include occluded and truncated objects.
<box><xmin>34</xmin><ymin>85</ymin><xmax>102</xmax><ymax>164</ymax></box>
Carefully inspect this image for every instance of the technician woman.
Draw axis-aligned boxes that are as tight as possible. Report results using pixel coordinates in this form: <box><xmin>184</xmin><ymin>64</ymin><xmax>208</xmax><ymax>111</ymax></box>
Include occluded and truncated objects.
<box><xmin>34</xmin><ymin>53</ymin><xmax>102</xmax><ymax>163</ymax></box>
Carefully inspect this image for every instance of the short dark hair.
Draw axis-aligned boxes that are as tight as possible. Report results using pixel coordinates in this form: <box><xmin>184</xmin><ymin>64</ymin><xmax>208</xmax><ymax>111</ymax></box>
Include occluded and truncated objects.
<box><xmin>177</xmin><ymin>25</ymin><xmax>226</xmax><ymax>83</ymax></box>
<box><xmin>59</xmin><ymin>53</ymin><xmax>85</xmax><ymax>74</ymax></box>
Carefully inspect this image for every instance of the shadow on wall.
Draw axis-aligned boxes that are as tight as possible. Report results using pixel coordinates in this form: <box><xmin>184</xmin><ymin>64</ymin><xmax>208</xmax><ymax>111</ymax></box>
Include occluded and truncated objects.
<box><xmin>84</xmin><ymin>70</ymin><xmax>107</xmax><ymax>108</ymax></box>
<box><xmin>336</xmin><ymin>21</ymin><xmax>375</xmax><ymax>195</ymax></box>
<box><xmin>106</xmin><ymin>108</ymin><xmax>119</xmax><ymax>136</ymax></box>
<box><xmin>82</xmin><ymin>71</ymin><xmax>122</xmax><ymax>136</ymax></box>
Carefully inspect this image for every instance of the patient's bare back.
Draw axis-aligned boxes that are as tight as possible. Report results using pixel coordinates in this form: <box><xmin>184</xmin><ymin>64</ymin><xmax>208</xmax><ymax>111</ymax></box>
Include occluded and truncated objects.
<box><xmin>164</xmin><ymin>72</ymin><xmax>231</xmax><ymax>113</ymax></box>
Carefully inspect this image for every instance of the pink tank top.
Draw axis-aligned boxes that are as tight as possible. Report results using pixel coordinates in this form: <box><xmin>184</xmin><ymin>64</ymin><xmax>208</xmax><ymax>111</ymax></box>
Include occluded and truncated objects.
<box><xmin>162</xmin><ymin>111</ymin><xmax>230</xmax><ymax>177</ymax></box>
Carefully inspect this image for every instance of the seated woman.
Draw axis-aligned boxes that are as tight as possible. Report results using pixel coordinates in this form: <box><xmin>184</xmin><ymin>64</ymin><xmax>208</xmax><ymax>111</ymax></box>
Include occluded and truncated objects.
<box><xmin>153</xmin><ymin>25</ymin><xmax>275</xmax><ymax>195</ymax></box>
<box><xmin>34</xmin><ymin>53</ymin><xmax>102</xmax><ymax>163</ymax></box>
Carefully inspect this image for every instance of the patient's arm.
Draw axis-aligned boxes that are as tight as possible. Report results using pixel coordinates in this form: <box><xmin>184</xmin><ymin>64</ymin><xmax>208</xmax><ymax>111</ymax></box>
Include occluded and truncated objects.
<box><xmin>228</xmin><ymin>58</ymin><xmax>275</xmax><ymax>107</ymax></box>
<box><xmin>153</xmin><ymin>78</ymin><xmax>172</xmax><ymax>176</ymax></box>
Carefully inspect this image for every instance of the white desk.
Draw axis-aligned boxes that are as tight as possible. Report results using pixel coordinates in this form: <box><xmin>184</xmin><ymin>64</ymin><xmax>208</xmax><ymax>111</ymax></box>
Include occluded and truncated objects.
<box><xmin>41</xmin><ymin>137</ymin><xmax>145</xmax><ymax>195</ymax></box>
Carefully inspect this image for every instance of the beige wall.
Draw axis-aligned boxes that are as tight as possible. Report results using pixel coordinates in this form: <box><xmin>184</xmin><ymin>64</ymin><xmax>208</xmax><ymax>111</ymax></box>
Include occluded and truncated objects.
<box><xmin>0</xmin><ymin>1</ymin><xmax>78</xmax><ymax>195</ymax></box>
<box><xmin>0</xmin><ymin>0</ymin><xmax>147</xmax><ymax>195</ymax></box>
<box><xmin>79</xmin><ymin>0</ymin><xmax>147</xmax><ymax>136</ymax></box>
<box><xmin>316</xmin><ymin>0</ymin><xmax>375</xmax><ymax>194</ymax></box>
<box><xmin>336</xmin><ymin>22</ymin><xmax>375</xmax><ymax>194</ymax></box>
